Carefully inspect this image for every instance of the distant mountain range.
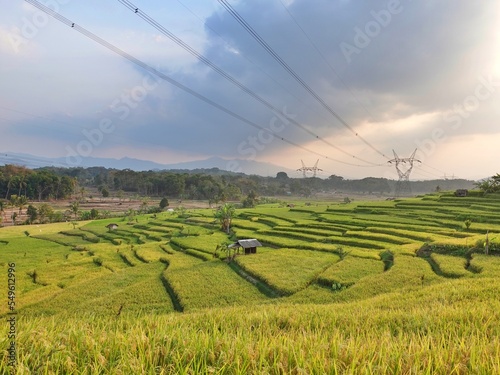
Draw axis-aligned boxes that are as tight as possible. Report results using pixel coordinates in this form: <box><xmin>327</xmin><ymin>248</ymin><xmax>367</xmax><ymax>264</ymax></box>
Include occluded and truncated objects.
<box><xmin>0</xmin><ymin>152</ymin><xmax>297</xmax><ymax>177</ymax></box>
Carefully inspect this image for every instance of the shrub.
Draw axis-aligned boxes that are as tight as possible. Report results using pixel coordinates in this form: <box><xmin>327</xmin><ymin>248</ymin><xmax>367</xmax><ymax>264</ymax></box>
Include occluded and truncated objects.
<box><xmin>93</xmin><ymin>257</ymin><xmax>103</xmax><ymax>266</ymax></box>
<box><xmin>380</xmin><ymin>250</ymin><xmax>394</xmax><ymax>271</ymax></box>
<box><xmin>147</xmin><ymin>206</ymin><xmax>163</xmax><ymax>214</ymax></box>
<box><xmin>80</xmin><ymin>211</ymin><xmax>92</xmax><ymax>220</ymax></box>
<box><xmin>464</xmin><ymin>219</ymin><xmax>472</xmax><ymax>230</ymax></box>
<box><xmin>160</xmin><ymin>198</ymin><xmax>169</xmax><ymax>209</ymax></box>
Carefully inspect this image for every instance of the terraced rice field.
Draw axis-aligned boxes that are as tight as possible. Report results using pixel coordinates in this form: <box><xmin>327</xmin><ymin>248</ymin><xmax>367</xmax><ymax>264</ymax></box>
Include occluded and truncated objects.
<box><xmin>1</xmin><ymin>193</ymin><xmax>500</xmax><ymax>317</ymax></box>
<box><xmin>1</xmin><ymin>192</ymin><xmax>500</xmax><ymax>373</ymax></box>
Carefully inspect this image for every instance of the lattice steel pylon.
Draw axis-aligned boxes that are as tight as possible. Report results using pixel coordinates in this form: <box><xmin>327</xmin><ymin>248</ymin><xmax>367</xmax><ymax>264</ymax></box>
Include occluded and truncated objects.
<box><xmin>388</xmin><ymin>149</ymin><xmax>421</xmax><ymax>197</ymax></box>
<box><xmin>297</xmin><ymin>159</ymin><xmax>323</xmax><ymax>178</ymax></box>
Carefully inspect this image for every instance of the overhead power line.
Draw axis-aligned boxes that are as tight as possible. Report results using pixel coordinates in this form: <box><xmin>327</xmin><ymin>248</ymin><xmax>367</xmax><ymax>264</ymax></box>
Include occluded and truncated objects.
<box><xmin>0</xmin><ymin>105</ymin><xmax>217</xmax><ymax>154</ymax></box>
<box><xmin>276</xmin><ymin>0</ymin><xmax>379</xmax><ymax>124</ymax></box>
<box><xmin>218</xmin><ymin>0</ymin><xmax>390</xmax><ymax>161</ymax></box>
<box><xmin>115</xmin><ymin>0</ymin><xmax>381</xmax><ymax>167</ymax></box>
<box><xmin>419</xmin><ymin>161</ymin><xmax>448</xmax><ymax>176</ymax></box>
<box><xmin>22</xmin><ymin>0</ymin><xmax>376</xmax><ymax>168</ymax></box>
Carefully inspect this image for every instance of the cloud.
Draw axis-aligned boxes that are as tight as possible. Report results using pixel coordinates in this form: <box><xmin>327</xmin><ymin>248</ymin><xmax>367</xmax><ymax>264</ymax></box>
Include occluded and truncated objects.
<box><xmin>1</xmin><ymin>0</ymin><xmax>499</xmax><ymax>178</ymax></box>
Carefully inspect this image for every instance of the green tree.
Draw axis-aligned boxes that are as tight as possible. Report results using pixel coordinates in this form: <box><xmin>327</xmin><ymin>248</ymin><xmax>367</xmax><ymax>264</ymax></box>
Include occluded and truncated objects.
<box><xmin>9</xmin><ymin>195</ymin><xmax>19</xmax><ymax>211</ymax></box>
<box><xmin>493</xmin><ymin>173</ymin><xmax>500</xmax><ymax>184</ymax></box>
<box><xmin>26</xmin><ymin>204</ymin><xmax>38</xmax><ymax>224</ymax></box>
<box><xmin>159</xmin><ymin>197</ymin><xmax>169</xmax><ymax>210</ymax></box>
<box><xmin>140</xmin><ymin>197</ymin><xmax>150</xmax><ymax>214</ymax></box>
<box><xmin>31</xmin><ymin>172</ymin><xmax>56</xmax><ymax>201</ymax></box>
<box><xmin>176</xmin><ymin>206</ymin><xmax>186</xmax><ymax>218</ymax></box>
<box><xmin>215</xmin><ymin>241</ymin><xmax>235</xmax><ymax>261</ymax></box>
<box><xmin>4</xmin><ymin>175</ymin><xmax>14</xmax><ymax>199</ymax></box>
<box><xmin>224</xmin><ymin>184</ymin><xmax>242</xmax><ymax>200</ymax></box>
<box><xmin>38</xmin><ymin>204</ymin><xmax>54</xmax><ymax>223</ymax></box>
<box><xmin>17</xmin><ymin>176</ymin><xmax>27</xmax><ymax>197</ymax></box>
<box><xmin>276</xmin><ymin>172</ymin><xmax>289</xmax><ymax>180</ymax></box>
<box><xmin>90</xmin><ymin>208</ymin><xmax>99</xmax><ymax>219</ymax></box>
<box><xmin>70</xmin><ymin>201</ymin><xmax>80</xmax><ymax>219</ymax></box>
<box><xmin>475</xmin><ymin>174</ymin><xmax>500</xmax><ymax>193</ymax></box>
<box><xmin>242</xmin><ymin>190</ymin><xmax>258</xmax><ymax>208</ymax></box>
<box><xmin>464</xmin><ymin>219</ymin><xmax>472</xmax><ymax>230</ymax></box>
<box><xmin>215</xmin><ymin>203</ymin><xmax>236</xmax><ymax>234</ymax></box>
<box><xmin>116</xmin><ymin>189</ymin><xmax>124</xmax><ymax>202</ymax></box>
<box><xmin>101</xmin><ymin>188</ymin><xmax>110</xmax><ymax>198</ymax></box>
<box><xmin>17</xmin><ymin>195</ymin><xmax>28</xmax><ymax>215</ymax></box>
<box><xmin>125</xmin><ymin>209</ymin><xmax>136</xmax><ymax>222</ymax></box>
<box><xmin>79</xmin><ymin>186</ymin><xmax>86</xmax><ymax>200</ymax></box>
<box><xmin>0</xmin><ymin>200</ymin><xmax>5</xmax><ymax>223</ymax></box>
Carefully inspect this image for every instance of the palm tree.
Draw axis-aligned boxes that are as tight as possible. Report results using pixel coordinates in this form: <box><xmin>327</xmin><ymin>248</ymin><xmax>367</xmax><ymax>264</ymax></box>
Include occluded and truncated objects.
<box><xmin>5</xmin><ymin>177</ymin><xmax>13</xmax><ymax>199</ymax></box>
<box><xmin>215</xmin><ymin>203</ymin><xmax>236</xmax><ymax>234</ymax></box>
<box><xmin>17</xmin><ymin>195</ymin><xmax>28</xmax><ymax>216</ymax></box>
<box><xmin>475</xmin><ymin>173</ymin><xmax>500</xmax><ymax>193</ymax></box>
<box><xmin>8</xmin><ymin>195</ymin><xmax>18</xmax><ymax>224</ymax></box>
<box><xmin>17</xmin><ymin>176</ymin><xmax>27</xmax><ymax>197</ymax></box>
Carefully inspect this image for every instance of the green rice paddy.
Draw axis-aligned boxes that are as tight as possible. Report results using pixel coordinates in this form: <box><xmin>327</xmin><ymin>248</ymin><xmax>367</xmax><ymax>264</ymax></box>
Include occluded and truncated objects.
<box><xmin>1</xmin><ymin>192</ymin><xmax>500</xmax><ymax>373</ymax></box>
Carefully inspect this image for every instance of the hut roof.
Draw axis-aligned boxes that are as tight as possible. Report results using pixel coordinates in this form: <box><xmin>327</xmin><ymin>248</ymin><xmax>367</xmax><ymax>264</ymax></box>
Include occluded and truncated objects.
<box><xmin>229</xmin><ymin>239</ymin><xmax>262</xmax><ymax>249</ymax></box>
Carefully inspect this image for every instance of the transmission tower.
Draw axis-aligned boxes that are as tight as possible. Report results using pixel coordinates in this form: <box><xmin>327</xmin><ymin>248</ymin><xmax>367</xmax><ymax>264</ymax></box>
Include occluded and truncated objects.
<box><xmin>388</xmin><ymin>149</ymin><xmax>421</xmax><ymax>197</ymax></box>
<box><xmin>297</xmin><ymin>159</ymin><xmax>323</xmax><ymax>178</ymax></box>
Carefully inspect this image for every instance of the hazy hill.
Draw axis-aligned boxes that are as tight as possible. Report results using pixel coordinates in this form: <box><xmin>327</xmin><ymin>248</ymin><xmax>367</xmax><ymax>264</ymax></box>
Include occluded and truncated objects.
<box><xmin>0</xmin><ymin>152</ymin><xmax>296</xmax><ymax>177</ymax></box>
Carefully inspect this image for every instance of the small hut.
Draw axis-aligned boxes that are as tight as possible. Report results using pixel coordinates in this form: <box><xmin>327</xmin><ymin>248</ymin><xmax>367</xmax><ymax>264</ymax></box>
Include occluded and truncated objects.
<box><xmin>455</xmin><ymin>189</ymin><xmax>469</xmax><ymax>197</ymax></box>
<box><xmin>229</xmin><ymin>239</ymin><xmax>262</xmax><ymax>255</ymax></box>
<box><xmin>106</xmin><ymin>223</ymin><xmax>119</xmax><ymax>232</ymax></box>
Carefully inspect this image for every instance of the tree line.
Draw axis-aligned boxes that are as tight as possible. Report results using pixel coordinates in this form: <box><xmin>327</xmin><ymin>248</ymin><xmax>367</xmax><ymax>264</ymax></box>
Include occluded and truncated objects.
<box><xmin>0</xmin><ymin>165</ymin><xmax>75</xmax><ymax>201</ymax></box>
<box><xmin>1</xmin><ymin>164</ymin><xmax>477</xmax><ymax>204</ymax></box>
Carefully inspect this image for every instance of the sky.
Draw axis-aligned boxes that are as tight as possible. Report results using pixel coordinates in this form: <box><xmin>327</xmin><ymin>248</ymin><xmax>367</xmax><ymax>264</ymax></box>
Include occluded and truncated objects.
<box><xmin>1</xmin><ymin>0</ymin><xmax>499</xmax><ymax>180</ymax></box>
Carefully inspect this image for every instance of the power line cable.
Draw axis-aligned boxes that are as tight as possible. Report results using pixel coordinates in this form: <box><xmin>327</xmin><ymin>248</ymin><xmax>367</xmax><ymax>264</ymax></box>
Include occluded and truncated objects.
<box><xmin>218</xmin><ymin>0</ymin><xmax>390</xmax><ymax>161</ymax></box>
<box><xmin>0</xmin><ymin>106</ymin><xmax>216</xmax><ymax>156</ymax></box>
<box><xmin>0</xmin><ymin>153</ymin><xmax>70</xmax><ymax>169</ymax></box>
<box><xmin>116</xmin><ymin>0</ymin><xmax>382</xmax><ymax>167</ymax></box>
<box><xmin>175</xmin><ymin>0</ymin><xmax>371</xmax><ymax>152</ymax></box>
<box><xmin>419</xmin><ymin>161</ymin><xmax>448</xmax><ymax>176</ymax></box>
<box><xmin>276</xmin><ymin>0</ymin><xmax>379</xmax><ymax>124</ymax></box>
<box><xmin>417</xmin><ymin>166</ymin><xmax>445</xmax><ymax>179</ymax></box>
<box><xmin>276</xmin><ymin>1</ymin><xmax>453</xmax><ymax>178</ymax></box>
<box><xmin>174</xmin><ymin>0</ymin><xmax>308</xmax><ymax>103</ymax></box>
<box><xmin>0</xmin><ymin>105</ymin><xmax>75</xmax><ymax>127</ymax></box>
<box><xmin>412</xmin><ymin>168</ymin><xmax>441</xmax><ymax>180</ymax></box>
<box><xmin>22</xmin><ymin>0</ymin><xmax>374</xmax><ymax>168</ymax></box>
